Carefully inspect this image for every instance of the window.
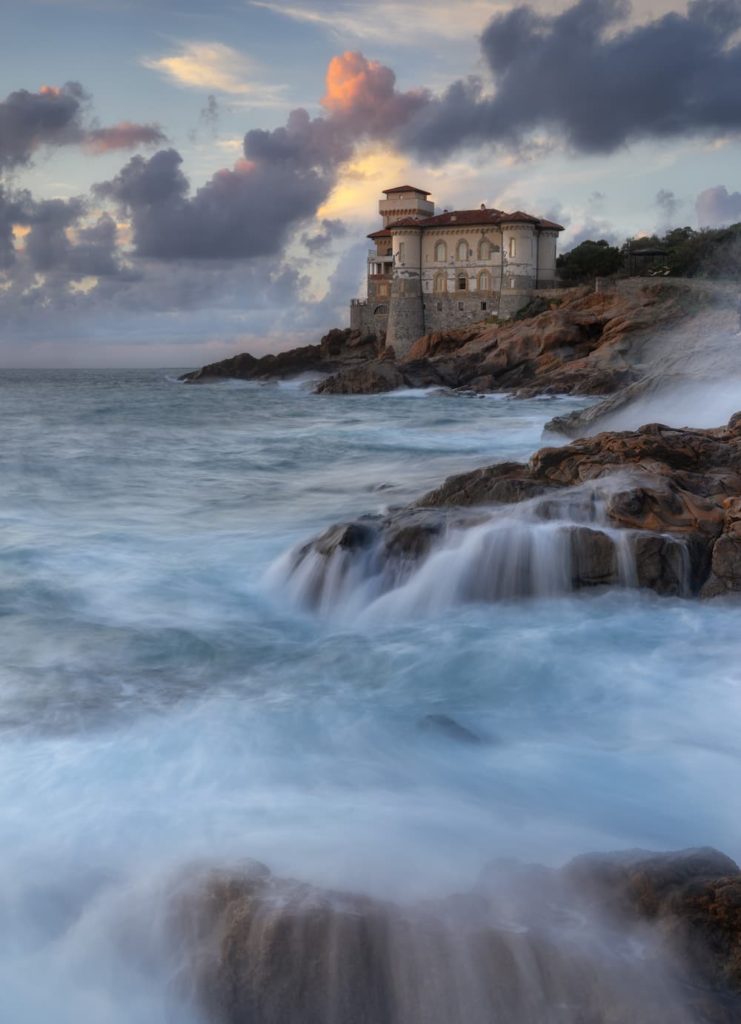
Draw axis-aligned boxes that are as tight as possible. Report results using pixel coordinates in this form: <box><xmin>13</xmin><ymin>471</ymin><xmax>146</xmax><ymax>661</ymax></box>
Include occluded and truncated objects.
<box><xmin>398</xmin><ymin>242</ymin><xmax>405</xmax><ymax>263</ymax></box>
<box><xmin>436</xmin><ymin>301</ymin><xmax>443</xmax><ymax>312</ymax></box>
<box><xmin>457</xmin><ymin>275</ymin><xmax>467</xmax><ymax>291</ymax></box>
<box><xmin>434</xmin><ymin>240</ymin><xmax>447</xmax><ymax>262</ymax></box>
<box><xmin>478</xmin><ymin>240</ymin><xmax>491</xmax><ymax>260</ymax></box>
<box><xmin>456</xmin><ymin>240</ymin><xmax>468</xmax><ymax>261</ymax></box>
<box><xmin>509</xmin><ymin>237</ymin><xmax>516</xmax><ymax>258</ymax></box>
<box><xmin>373</xmin><ymin>304</ymin><xmax>388</xmax><ymax>316</ymax></box>
<box><xmin>481</xmin><ymin>301</ymin><xmax>487</xmax><ymax>311</ymax></box>
<box><xmin>458</xmin><ymin>301</ymin><xmax>464</xmax><ymax>311</ymax></box>
<box><xmin>434</xmin><ymin>272</ymin><xmax>447</xmax><ymax>293</ymax></box>
<box><xmin>477</xmin><ymin>271</ymin><xmax>492</xmax><ymax>292</ymax></box>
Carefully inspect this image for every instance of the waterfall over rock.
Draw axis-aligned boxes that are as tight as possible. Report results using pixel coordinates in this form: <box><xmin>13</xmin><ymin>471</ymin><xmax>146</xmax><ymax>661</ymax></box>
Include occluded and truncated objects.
<box><xmin>270</xmin><ymin>481</ymin><xmax>691</xmax><ymax>620</ymax></box>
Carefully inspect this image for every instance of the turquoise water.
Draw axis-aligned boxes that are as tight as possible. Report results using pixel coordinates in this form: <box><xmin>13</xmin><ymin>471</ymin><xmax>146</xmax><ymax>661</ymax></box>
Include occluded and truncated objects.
<box><xmin>1</xmin><ymin>369</ymin><xmax>740</xmax><ymax>1021</ymax></box>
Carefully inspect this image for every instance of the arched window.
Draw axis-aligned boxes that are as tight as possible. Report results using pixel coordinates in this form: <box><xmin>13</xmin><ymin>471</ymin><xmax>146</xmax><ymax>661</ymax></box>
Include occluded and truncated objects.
<box><xmin>478</xmin><ymin>239</ymin><xmax>491</xmax><ymax>260</ymax></box>
<box><xmin>477</xmin><ymin>271</ymin><xmax>492</xmax><ymax>292</ymax></box>
<box><xmin>373</xmin><ymin>304</ymin><xmax>388</xmax><ymax>316</ymax></box>
<box><xmin>398</xmin><ymin>241</ymin><xmax>405</xmax><ymax>263</ymax></box>
<box><xmin>434</xmin><ymin>240</ymin><xmax>447</xmax><ymax>262</ymax></box>
<box><xmin>457</xmin><ymin>274</ymin><xmax>468</xmax><ymax>291</ymax></box>
<box><xmin>433</xmin><ymin>272</ymin><xmax>447</xmax><ymax>293</ymax></box>
<box><xmin>456</xmin><ymin>240</ymin><xmax>468</xmax><ymax>261</ymax></box>
<box><xmin>509</xmin><ymin>237</ymin><xmax>516</xmax><ymax>258</ymax></box>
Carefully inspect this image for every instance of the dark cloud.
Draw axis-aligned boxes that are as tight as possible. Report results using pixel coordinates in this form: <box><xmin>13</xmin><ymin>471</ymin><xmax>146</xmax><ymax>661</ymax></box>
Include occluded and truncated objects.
<box><xmin>0</xmin><ymin>83</ymin><xmax>87</xmax><ymax>171</ymax></box>
<box><xmin>93</xmin><ymin>52</ymin><xmax>422</xmax><ymax>262</ymax></box>
<box><xmin>0</xmin><ymin>82</ymin><xmax>166</xmax><ymax>172</ymax></box>
<box><xmin>301</xmin><ymin>218</ymin><xmax>347</xmax><ymax>253</ymax></box>
<box><xmin>656</xmin><ymin>189</ymin><xmax>680</xmax><ymax>224</ymax></box>
<box><xmin>0</xmin><ymin>184</ymin><xmax>122</xmax><ymax>279</ymax></box>
<box><xmin>696</xmin><ymin>185</ymin><xmax>741</xmax><ymax>227</ymax></box>
<box><xmin>403</xmin><ymin>0</ymin><xmax>741</xmax><ymax>156</ymax></box>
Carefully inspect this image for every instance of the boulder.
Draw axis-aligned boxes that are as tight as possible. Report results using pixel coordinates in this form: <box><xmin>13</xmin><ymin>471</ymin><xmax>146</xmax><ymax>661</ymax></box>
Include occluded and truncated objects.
<box><xmin>170</xmin><ymin>848</ymin><xmax>741</xmax><ymax>1024</ymax></box>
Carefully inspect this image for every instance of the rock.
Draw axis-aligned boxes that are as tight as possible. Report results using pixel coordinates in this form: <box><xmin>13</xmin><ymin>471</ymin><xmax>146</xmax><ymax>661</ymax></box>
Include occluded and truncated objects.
<box><xmin>292</xmin><ymin>413</ymin><xmax>741</xmax><ymax>602</ymax></box>
<box><xmin>315</xmin><ymin>360</ymin><xmax>406</xmax><ymax>395</ymax></box>
<box><xmin>180</xmin><ymin>329</ymin><xmax>380</xmax><ymax>383</ymax></box>
<box><xmin>569</xmin><ymin>527</ymin><xmax>619</xmax><ymax>587</ymax></box>
<box><xmin>701</xmin><ymin>533</ymin><xmax>741</xmax><ymax>597</ymax></box>
<box><xmin>181</xmin><ymin>280</ymin><xmax>730</xmax><ymax>397</ymax></box>
<box><xmin>564</xmin><ymin>848</ymin><xmax>741</xmax><ymax>994</ymax></box>
<box><xmin>170</xmin><ymin>848</ymin><xmax>741</xmax><ymax>1024</ymax></box>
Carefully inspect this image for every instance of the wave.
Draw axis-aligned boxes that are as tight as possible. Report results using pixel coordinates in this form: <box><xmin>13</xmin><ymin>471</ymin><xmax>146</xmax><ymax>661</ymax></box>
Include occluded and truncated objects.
<box><xmin>269</xmin><ymin>479</ymin><xmax>691</xmax><ymax>622</ymax></box>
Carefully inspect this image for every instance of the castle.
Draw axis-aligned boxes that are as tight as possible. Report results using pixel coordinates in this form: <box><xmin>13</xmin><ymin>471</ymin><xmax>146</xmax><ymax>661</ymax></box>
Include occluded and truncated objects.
<box><xmin>350</xmin><ymin>186</ymin><xmax>564</xmax><ymax>356</ymax></box>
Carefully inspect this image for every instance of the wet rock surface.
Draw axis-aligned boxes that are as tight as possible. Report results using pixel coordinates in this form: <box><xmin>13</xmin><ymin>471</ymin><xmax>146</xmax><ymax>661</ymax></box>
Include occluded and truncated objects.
<box><xmin>172</xmin><ymin>848</ymin><xmax>741</xmax><ymax>1024</ymax></box>
<box><xmin>288</xmin><ymin>414</ymin><xmax>741</xmax><ymax>602</ymax></box>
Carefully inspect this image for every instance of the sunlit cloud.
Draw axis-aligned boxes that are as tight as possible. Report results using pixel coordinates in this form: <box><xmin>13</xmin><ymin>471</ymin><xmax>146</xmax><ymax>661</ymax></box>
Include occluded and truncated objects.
<box><xmin>141</xmin><ymin>41</ymin><xmax>288</xmax><ymax>104</ymax></box>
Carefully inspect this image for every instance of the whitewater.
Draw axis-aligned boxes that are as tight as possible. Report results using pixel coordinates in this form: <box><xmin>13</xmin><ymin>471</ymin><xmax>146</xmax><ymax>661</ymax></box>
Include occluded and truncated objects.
<box><xmin>2</xmin><ymin>367</ymin><xmax>741</xmax><ymax>1022</ymax></box>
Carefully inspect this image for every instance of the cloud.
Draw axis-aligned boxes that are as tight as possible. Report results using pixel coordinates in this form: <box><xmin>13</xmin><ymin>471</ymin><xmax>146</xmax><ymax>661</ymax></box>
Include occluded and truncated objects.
<box><xmin>250</xmin><ymin>0</ymin><xmax>695</xmax><ymax>44</ymax></box>
<box><xmin>0</xmin><ymin>82</ymin><xmax>167</xmax><ymax>172</ymax></box>
<box><xmin>0</xmin><ymin>82</ymin><xmax>87</xmax><ymax>171</ymax></box>
<box><xmin>402</xmin><ymin>0</ymin><xmax>741</xmax><ymax>156</ymax></box>
<box><xmin>84</xmin><ymin>121</ymin><xmax>168</xmax><ymax>154</ymax></box>
<box><xmin>141</xmin><ymin>41</ymin><xmax>288</xmax><ymax>104</ymax></box>
<box><xmin>656</xmin><ymin>188</ymin><xmax>680</xmax><ymax>224</ymax></box>
<box><xmin>94</xmin><ymin>51</ymin><xmax>422</xmax><ymax>261</ymax></box>
<box><xmin>301</xmin><ymin>217</ymin><xmax>347</xmax><ymax>252</ymax></box>
<box><xmin>696</xmin><ymin>185</ymin><xmax>741</xmax><ymax>227</ymax></box>
<box><xmin>249</xmin><ymin>0</ymin><xmax>497</xmax><ymax>43</ymax></box>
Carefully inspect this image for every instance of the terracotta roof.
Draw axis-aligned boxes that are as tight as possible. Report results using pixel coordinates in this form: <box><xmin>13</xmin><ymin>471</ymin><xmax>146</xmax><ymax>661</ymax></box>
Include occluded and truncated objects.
<box><xmin>383</xmin><ymin>208</ymin><xmax>564</xmax><ymax>231</ymax></box>
<box><xmin>367</xmin><ymin>228</ymin><xmax>391</xmax><ymax>239</ymax></box>
<box><xmin>382</xmin><ymin>185</ymin><xmax>431</xmax><ymax>196</ymax></box>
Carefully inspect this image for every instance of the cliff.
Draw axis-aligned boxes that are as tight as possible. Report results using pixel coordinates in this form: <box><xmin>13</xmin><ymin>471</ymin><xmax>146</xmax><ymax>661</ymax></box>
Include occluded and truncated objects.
<box><xmin>180</xmin><ymin>280</ymin><xmax>736</xmax><ymax>402</ymax></box>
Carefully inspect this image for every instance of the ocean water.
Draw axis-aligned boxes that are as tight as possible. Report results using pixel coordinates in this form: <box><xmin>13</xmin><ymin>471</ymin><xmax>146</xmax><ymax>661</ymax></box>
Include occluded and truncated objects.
<box><xmin>2</xmin><ymin>368</ymin><xmax>741</xmax><ymax>1022</ymax></box>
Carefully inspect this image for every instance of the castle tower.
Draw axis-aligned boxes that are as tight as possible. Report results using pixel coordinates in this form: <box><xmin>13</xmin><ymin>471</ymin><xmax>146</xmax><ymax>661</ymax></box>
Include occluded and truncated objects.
<box><xmin>385</xmin><ymin>221</ymin><xmax>424</xmax><ymax>358</ymax></box>
<box><xmin>379</xmin><ymin>186</ymin><xmax>434</xmax><ymax>227</ymax></box>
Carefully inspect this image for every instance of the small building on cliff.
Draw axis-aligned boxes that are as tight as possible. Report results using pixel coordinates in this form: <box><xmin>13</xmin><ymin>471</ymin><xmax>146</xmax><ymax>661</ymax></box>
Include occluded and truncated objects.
<box><xmin>350</xmin><ymin>185</ymin><xmax>564</xmax><ymax>357</ymax></box>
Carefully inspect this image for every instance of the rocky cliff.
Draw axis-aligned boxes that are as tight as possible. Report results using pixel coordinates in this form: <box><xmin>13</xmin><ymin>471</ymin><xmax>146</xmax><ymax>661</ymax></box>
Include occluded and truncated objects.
<box><xmin>180</xmin><ymin>280</ymin><xmax>736</xmax><ymax>400</ymax></box>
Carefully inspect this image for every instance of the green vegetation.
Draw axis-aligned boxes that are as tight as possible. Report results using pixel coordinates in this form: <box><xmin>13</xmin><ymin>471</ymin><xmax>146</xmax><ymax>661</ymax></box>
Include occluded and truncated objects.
<box><xmin>556</xmin><ymin>223</ymin><xmax>741</xmax><ymax>283</ymax></box>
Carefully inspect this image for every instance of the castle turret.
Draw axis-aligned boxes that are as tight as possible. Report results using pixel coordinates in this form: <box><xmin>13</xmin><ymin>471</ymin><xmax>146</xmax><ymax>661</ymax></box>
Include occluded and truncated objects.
<box><xmin>385</xmin><ymin>220</ymin><xmax>424</xmax><ymax>358</ymax></box>
<box><xmin>379</xmin><ymin>186</ymin><xmax>434</xmax><ymax>227</ymax></box>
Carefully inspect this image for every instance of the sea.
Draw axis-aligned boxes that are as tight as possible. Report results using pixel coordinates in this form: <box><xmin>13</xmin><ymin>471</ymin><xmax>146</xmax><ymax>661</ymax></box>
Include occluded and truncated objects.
<box><xmin>1</xmin><ymin>368</ymin><xmax>740</xmax><ymax>1022</ymax></box>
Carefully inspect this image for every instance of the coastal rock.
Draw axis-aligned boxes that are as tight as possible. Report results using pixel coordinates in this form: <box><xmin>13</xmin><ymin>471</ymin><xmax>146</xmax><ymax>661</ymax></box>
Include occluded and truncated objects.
<box><xmin>287</xmin><ymin>414</ymin><xmax>741</xmax><ymax>605</ymax></box>
<box><xmin>564</xmin><ymin>848</ymin><xmax>741</xmax><ymax>992</ymax></box>
<box><xmin>172</xmin><ymin>848</ymin><xmax>741</xmax><ymax>1024</ymax></box>
<box><xmin>180</xmin><ymin>328</ymin><xmax>380</xmax><ymax>383</ymax></box>
<box><xmin>315</xmin><ymin>360</ymin><xmax>407</xmax><ymax>395</ymax></box>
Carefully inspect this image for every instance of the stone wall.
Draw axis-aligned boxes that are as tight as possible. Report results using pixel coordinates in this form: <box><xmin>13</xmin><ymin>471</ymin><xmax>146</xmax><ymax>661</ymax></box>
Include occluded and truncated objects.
<box><xmin>386</xmin><ymin>283</ymin><xmax>424</xmax><ymax>357</ymax></box>
<box><xmin>350</xmin><ymin>300</ymin><xmax>388</xmax><ymax>339</ymax></box>
<box><xmin>422</xmin><ymin>293</ymin><xmax>497</xmax><ymax>332</ymax></box>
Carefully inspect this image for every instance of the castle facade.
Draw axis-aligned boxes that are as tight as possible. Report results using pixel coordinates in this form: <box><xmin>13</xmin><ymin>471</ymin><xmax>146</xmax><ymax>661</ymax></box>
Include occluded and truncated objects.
<box><xmin>350</xmin><ymin>186</ymin><xmax>564</xmax><ymax>356</ymax></box>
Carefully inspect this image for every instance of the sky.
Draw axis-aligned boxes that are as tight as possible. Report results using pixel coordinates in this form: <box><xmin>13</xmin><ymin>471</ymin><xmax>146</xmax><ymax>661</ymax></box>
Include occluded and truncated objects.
<box><xmin>1</xmin><ymin>0</ymin><xmax>741</xmax><ymax>367</ymax></box>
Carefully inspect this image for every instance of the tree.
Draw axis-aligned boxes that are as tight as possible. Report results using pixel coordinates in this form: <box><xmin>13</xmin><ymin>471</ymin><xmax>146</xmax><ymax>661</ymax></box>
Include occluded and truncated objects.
<box><xmin>556</xmin><ymin>239</ymin><xmax>623</xmax><ymax>283</ymax></box>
